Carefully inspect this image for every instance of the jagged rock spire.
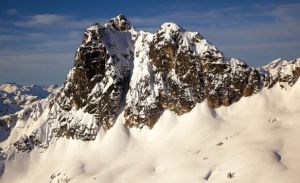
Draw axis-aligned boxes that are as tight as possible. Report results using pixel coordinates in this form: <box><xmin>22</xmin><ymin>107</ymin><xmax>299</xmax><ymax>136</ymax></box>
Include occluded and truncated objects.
<box><xmin>106</xmin><ymin>14</ymin><xmax>134</xmax><ymax>32</ymax></box>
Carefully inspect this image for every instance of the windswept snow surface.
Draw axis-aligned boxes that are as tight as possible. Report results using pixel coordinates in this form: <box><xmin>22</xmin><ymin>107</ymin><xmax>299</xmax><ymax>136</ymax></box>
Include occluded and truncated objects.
<box><xmin>1</xmin><ymin>80</ymin><xmax>300</xmax><ymax>183</ymax></box>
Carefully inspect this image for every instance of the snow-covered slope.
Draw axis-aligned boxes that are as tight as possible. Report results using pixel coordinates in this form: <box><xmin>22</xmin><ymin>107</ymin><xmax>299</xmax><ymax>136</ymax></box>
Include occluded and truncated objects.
<box><xmin>0</xmin><ymin>15</ymin><xmax>300</xmax><ymax>183</ymax></box>
<box><xmin>1</xmin><ymin>80</ymin><xmax>300</xmax><ymax>183</ymax></box>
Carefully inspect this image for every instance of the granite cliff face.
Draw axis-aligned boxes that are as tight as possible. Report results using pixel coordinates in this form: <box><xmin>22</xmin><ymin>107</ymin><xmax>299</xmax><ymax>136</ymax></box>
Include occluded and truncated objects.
<box><xmin>1</xmin><ymin>15</ymin><xmax>300</xmax><ymax>154</ymax></box>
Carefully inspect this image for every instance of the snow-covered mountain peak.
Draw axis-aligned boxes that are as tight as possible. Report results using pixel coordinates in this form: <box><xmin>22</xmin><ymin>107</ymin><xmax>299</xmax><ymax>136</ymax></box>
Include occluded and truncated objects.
<box><xmin>103</xmin><ymin>14</ymin><xmax>138</xmax><ymax>40</ymax></box>
<box><xmin>228</xmin><ymin>57</ymin><xmax>247</xmax><ymax>67</ymax></box>
<box><xmin>159</xmin><ymin>22</ymin><xmax>183</xmax><ymax>32</ymax></box>
<box><xmin>259</xmin><ymin>58</ymin><xmax>300</xmax><ymax>88</ymax></box>
<box><xmin>264</xmin><ymin>58</ymin><xmax>288</xmax><ymax>69</ymax></box>
<box><xmin>105</xmin><ymin>14</ymin><xmax>134</xmax><ymax>32</ymax></box>
<box><xmin>155</xmin><ymin>22</ymin><xmax>222</xmax><ymax>59</ymax></box>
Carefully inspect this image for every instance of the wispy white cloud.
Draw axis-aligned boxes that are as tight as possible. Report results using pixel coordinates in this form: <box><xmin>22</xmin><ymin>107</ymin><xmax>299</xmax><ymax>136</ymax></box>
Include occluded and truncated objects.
<box><xmin>264</xmin><ymin>3</ymin><xmax>300</xmax><ymax>25</ymax></box>
<box><xmin>13</xmin><ymin>13</ymin><xmax>104</xmax><ymax>29</ymax></box>
<box><xmin>15</xmin><ymin>14</ymin><xmax>70</xmax><ymax>27</ymax></box>
<box><xmin>4</xmin><ymin>8</ymin><xmax>19</xmax><ymax>16</ymax></box>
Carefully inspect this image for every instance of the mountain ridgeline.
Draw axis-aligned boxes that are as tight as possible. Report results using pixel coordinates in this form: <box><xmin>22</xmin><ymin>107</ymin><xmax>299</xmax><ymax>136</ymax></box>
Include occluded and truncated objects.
<box><xmin>2</xmin><ymin>14</ymin><xmax>300</xmax><ymax>153</ymax></box>
<box><xmin>55</xmin><ymin>14</ymin><xmax>299</xmax><ymax>129</ymax></box>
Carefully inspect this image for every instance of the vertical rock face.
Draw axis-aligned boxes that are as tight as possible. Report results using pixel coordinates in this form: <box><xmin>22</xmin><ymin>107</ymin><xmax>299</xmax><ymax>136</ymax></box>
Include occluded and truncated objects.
<box><xmin>55</xmin><ymin>15</ymin><xmax>135</xmax><ymax>129</ymax></box>
<box><xmin>149</xmin><ymin>23</ymin><xmax>211</xmax><ymax>113</ymax></box>
<box><xmin>4</xmin><ymin>15</ymin><xmax>300</xmax><ymax>153</ymax></box>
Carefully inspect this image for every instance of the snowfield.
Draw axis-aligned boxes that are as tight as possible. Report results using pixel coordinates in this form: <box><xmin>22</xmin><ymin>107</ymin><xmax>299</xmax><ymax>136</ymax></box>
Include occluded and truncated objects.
<box><xmin>1</xmin><ymin>80</ymin><xmax>300</xmax><ymax>183</ymax></box>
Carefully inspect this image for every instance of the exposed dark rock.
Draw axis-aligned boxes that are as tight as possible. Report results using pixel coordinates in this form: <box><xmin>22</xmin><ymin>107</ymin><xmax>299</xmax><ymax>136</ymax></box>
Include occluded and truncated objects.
<box><xmin>53</xmin><ymin>16</ymin><xmax>135</xmax><ymax>139</ymax></box>
<box><xmin>108</xmin><ymin>14</ymin><xmax>133</xmax><ymax>32</ymax></box>
<box><xmin>13</xmin><ymin>133</ymin><xmax>41</xmax><ymax>152</ymax></box>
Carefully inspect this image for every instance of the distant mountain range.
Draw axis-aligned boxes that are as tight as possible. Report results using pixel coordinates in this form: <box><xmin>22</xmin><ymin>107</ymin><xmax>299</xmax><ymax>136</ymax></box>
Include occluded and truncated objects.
<box><xmin>0</xmin><ymin>83</ymin><xmax>59</xmax><ymax>117</ymax></box>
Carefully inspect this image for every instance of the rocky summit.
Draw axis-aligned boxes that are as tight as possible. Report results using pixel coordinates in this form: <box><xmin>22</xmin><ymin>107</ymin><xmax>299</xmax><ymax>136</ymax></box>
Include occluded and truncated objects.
<box><xmin>1</xmin><ymin>14</ymin><xmax>300</xmax><ymax>154</ymax></box>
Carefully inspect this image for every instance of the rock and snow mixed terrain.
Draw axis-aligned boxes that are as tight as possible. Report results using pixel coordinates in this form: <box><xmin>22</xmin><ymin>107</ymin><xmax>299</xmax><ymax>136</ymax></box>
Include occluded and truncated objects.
<box><xmin>0</xmin><ymin>15</ymin><xmax>300</xmax><ymax>183</ymax></box>
<box><xmin>0</xmin><ymin>83</ymin><xmax>58</xmax><ymax>152</ymax></box>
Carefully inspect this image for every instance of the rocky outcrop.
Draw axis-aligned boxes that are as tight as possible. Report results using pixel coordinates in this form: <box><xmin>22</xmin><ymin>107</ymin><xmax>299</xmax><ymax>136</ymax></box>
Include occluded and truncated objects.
<box><xmin>203</xmin><ymin>58</ymin><xmax>261</xmax><ymax>107</ymax></box>
<box><xmin>13</xmin><ymin>133</ymin><xmax>42</xmax><ymax>152</ymax></box>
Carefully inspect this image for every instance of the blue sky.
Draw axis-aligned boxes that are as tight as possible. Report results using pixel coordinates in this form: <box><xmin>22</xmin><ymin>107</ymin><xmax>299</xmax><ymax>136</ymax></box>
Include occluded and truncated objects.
<box><xmin>0</xmin><ymin>0</ymin><xmax>300</xmax><ymax>85</ymax></box>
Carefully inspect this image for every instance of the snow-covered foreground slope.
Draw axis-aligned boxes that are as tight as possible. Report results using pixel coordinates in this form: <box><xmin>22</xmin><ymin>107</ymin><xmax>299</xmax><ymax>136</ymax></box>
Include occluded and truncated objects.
<box><xmin>1</xmin><ymin>80</ymin><xmax>300</xmax><ymax>183</ymax></box>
